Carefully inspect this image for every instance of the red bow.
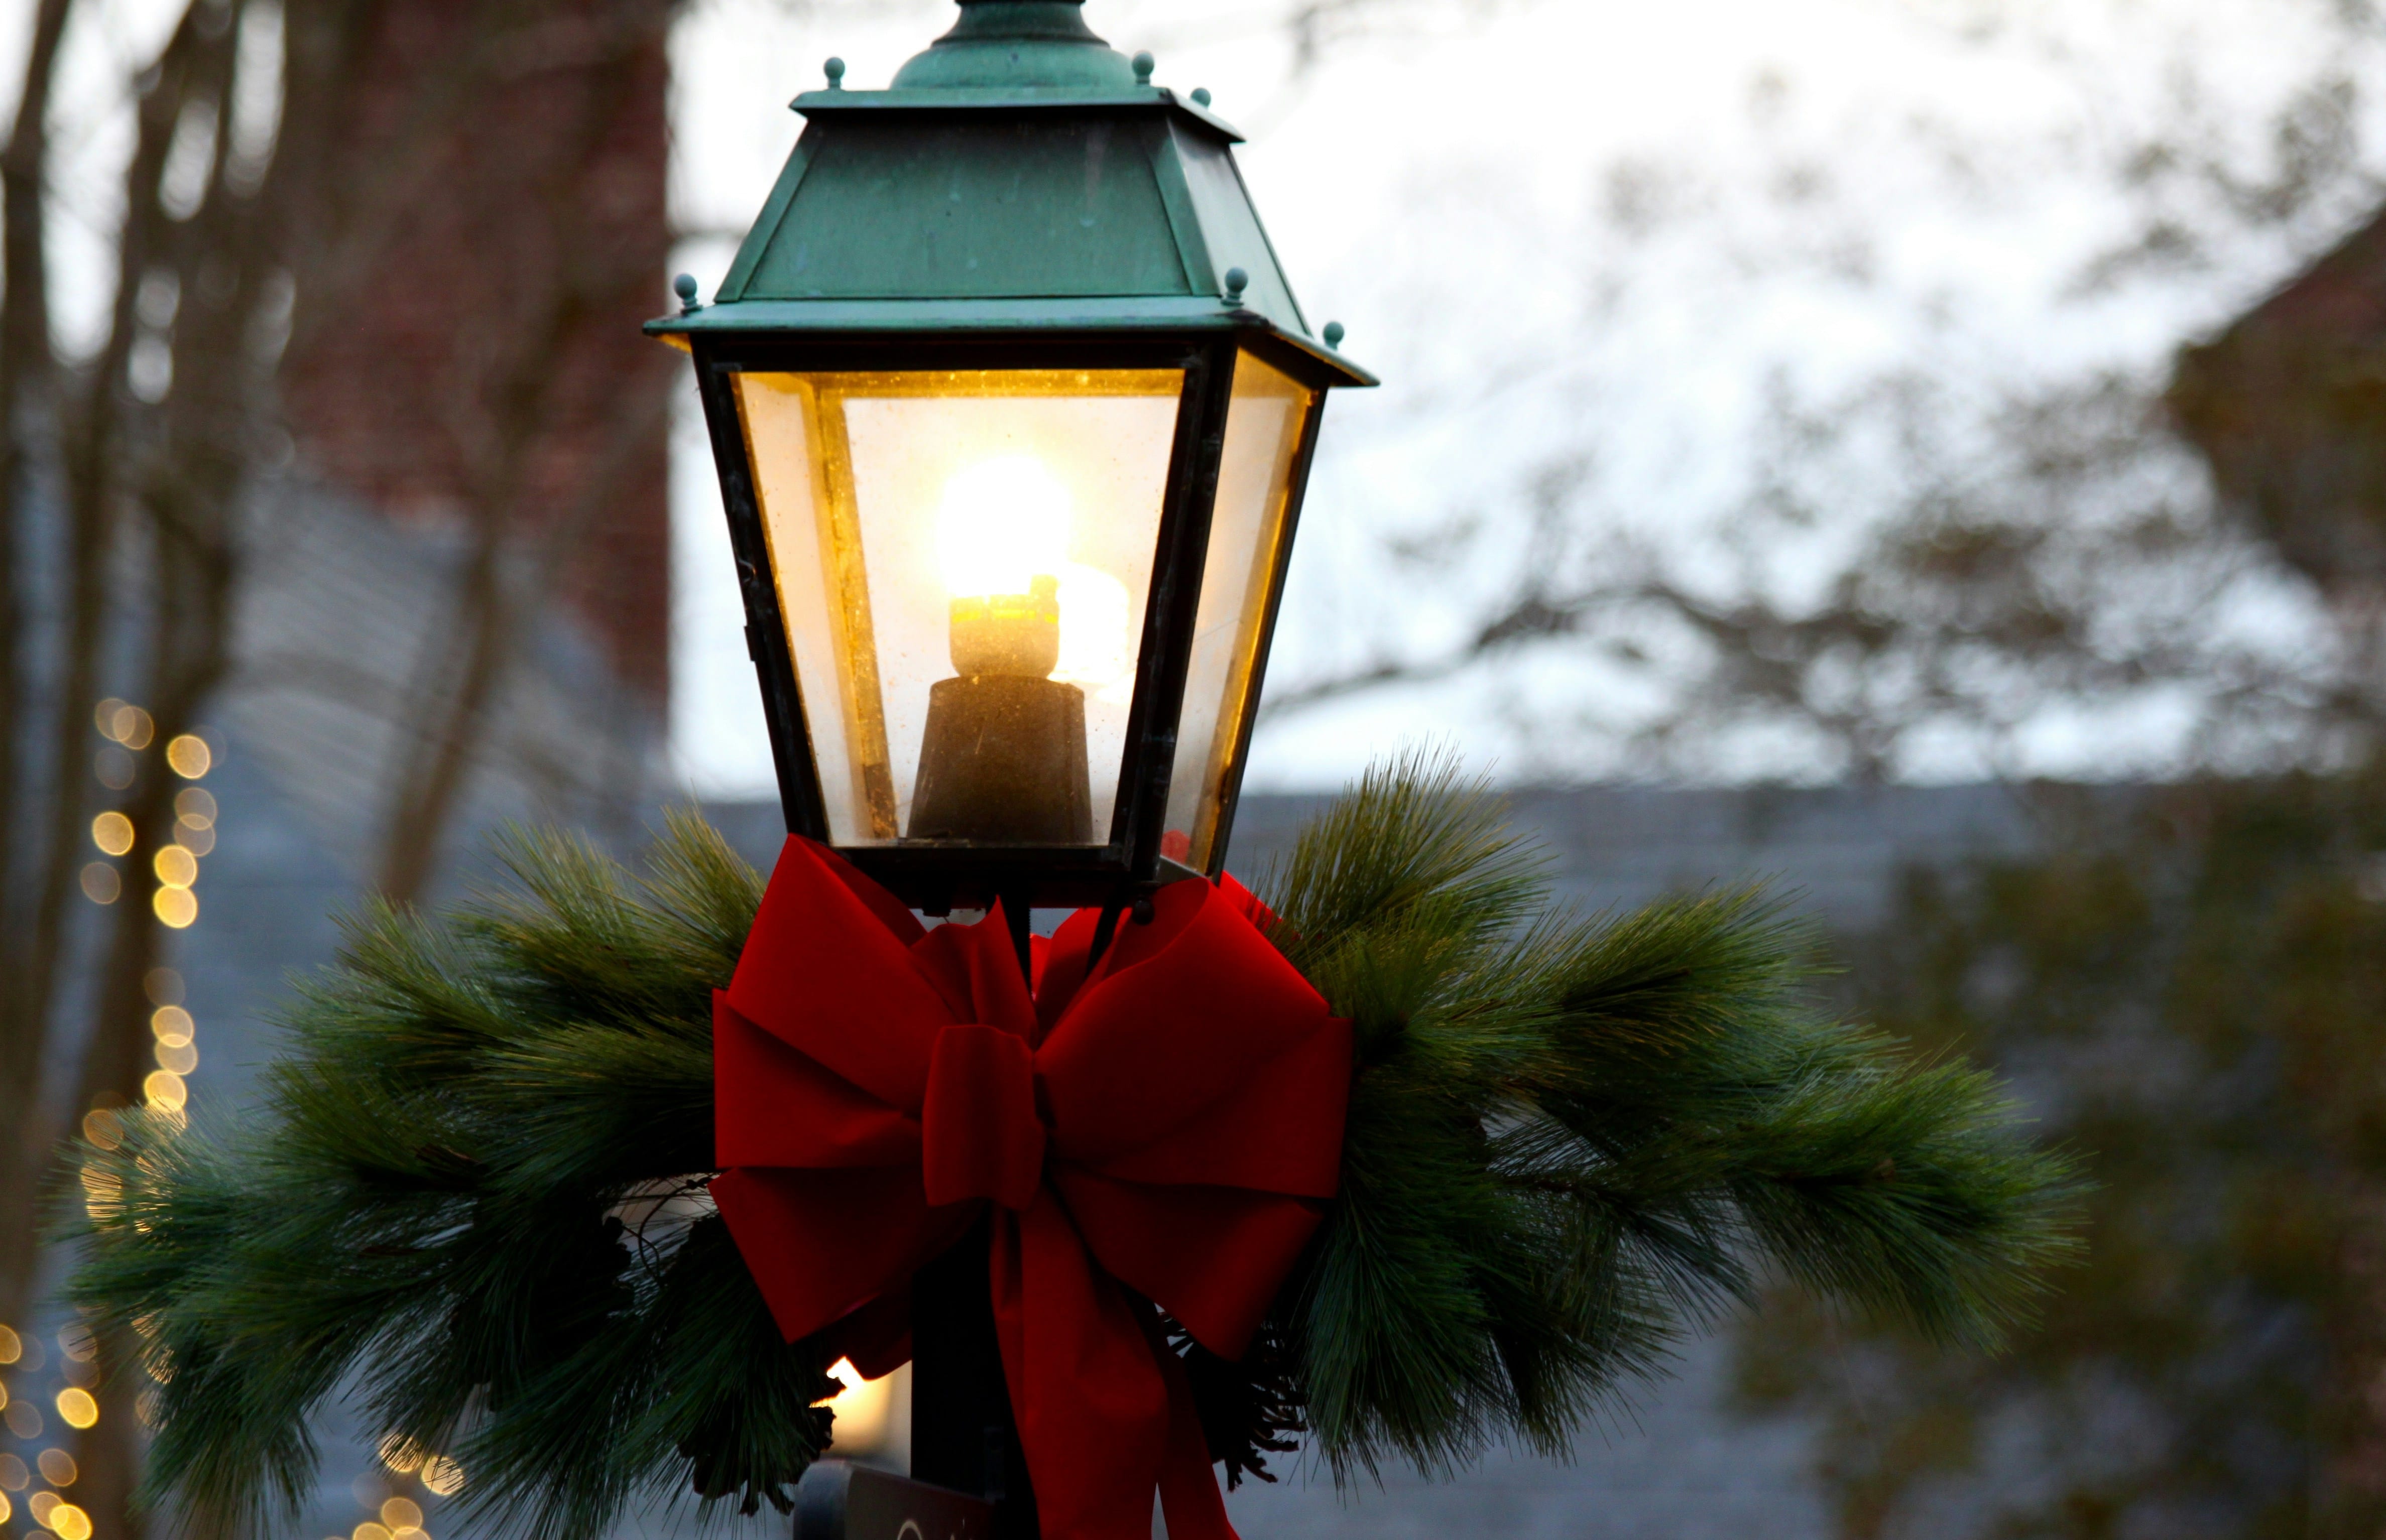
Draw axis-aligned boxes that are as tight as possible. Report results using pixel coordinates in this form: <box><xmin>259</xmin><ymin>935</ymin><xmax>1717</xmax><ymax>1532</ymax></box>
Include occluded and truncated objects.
<box><xmin>710</xmin><ymin>838</ymin><xmax>1351</xmax><ymax>1540</ymax></box>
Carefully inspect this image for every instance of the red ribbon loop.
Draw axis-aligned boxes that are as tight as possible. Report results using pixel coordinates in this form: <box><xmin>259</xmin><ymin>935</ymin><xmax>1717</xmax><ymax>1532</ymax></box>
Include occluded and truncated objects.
<box><xmin>923</xmin><ymin>1024</ymin><xmax>1044</xmax><ymax>1211</ymax></box>
<box><xmin>711</xmin><ymin>837</ymin><xmax>1352</xmax><ymax>1540</ymax></box>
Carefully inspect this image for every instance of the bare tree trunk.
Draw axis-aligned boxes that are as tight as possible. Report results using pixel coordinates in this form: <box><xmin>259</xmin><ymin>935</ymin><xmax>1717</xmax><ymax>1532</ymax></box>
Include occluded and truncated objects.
<box><xmin>0</xmin><ymin>0</ymin><xmax>75</xmax><ymax>1345</ymax></box>
<box><xmin>367</xmin><ymin>4</ymin><xmax>674</xmax><ymax>902</ymax></box>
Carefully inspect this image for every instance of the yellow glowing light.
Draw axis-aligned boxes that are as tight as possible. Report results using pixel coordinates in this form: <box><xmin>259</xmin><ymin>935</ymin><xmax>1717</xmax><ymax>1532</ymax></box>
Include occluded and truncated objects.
<box><xmin>173</xmin><ymin>787</ymin><xmax>216</xmax><ymax>826</ymax></box>
<box><xmin>50</xmin><ymin>1501</ymin><xmax>93</xmax><ymax>1540</ymax></box>
<box><xmin>165</xmin><ymin>734</ymin><xmax>211</xmax><ymax>779</ymax></box>
<box><xmin>420</xmin><ymin>1456</ymin><xmax>464</xmax><ymax>1496</ymax></box>
<box><xmin>110</xmin><ymin>705</ymin><xmax>155</xmax><ymax>751</ymax></box>
<box><xmin>80</xmin><ymin>1110</ymin><xmax>123</xmax><ymax>1151</ymax></box>
<box><xmin>54</xmin><ymin>1389</ymin><xmax>96</xmax><ymax>1430</ymax></box>
<box><xmin>936</xmin><ymin>457</ymin><xmax>1132</xmax><ymax>688</ymax></box>
<box><xmin>392</xmin><ymin>1529</ymin><xmax>428</xmax><ymax>1540</ymax></box>
<box><xmin>1053</xmin><ymin>564</ymin><xmax>1133</xmax><ymax>690</ymax></box>
<box><xmin>154</xmin><ymin>887</ymin><xmax>198</xmax><ymax>930</ymax></box>
<box><xmin>379</xmin><ymin>1497</ymin><xmax>422</xmax><ymax>1530</ymax></box>
<box><xmin>175</xmin><ymin>821</ymin><xmax>216</xmax><ymax>857</ymax></box>
<box><xmin>78</xmin><ymin>865</ymin><xmax>119</xmax><ymax>906</ymax></box>
<box><xmin>0</xmin><ymin>1382</ymin><xmax>7</xmax><ymax>1410</ymax></box>
<box><xmin>143</xmin><ymin>1071</ymin><xmax>187</xmax><ymax>1111</ymax></box>
<box><xmin>352</xmin><ymin>1523</ymin><xmax>392</xmax><ymax>1540</ymax></box>
<box><xmin>151</xmin><ymin>1006</ymin><xmax>194</xmax><ymax>1047</ymax></box>
<box><xmin>154</xmin><ymin>845</ymin><xmax>197</xmax><ymax>889</ymax></box>
<box><xmin>376</xmin><ymin>1435</ymin><xmax>424</xmax><ymax>1475</ymax></box>
<box><xmin>92</xmin><ymin>700</ymin><xmax>125</xmax><ymax>736</ymax></box>
<box><xmin>0</xmin><ymin>1492</ymin><xmax>10</xmax><ymax>1524</ymax></box>
<box><xmin>156</xmin><ymin>1040</ymin><xmax>198</xmax><ymax>1075</ymax></box>
<box><xmin>37</xmin><ymin>1449</ymin><xmax>75</xmax><ymax>1487</ymax></box>
<box><xmin>938</xmin><ymin>456</ymin><xmax>1071</xmax><ymax>600</ymax></box>
<box><xmin>28</xmin><ymin>1491</ymin><xmax>57</xmax><ymax>1525</ymax></box>
<box><xmin>0</xmin><ymin>1323</ymin><xmax>21</xmax><ymax>1362</ymax></box>
<box><xmin>90</xmin><ymin>813</ymin><xmax>134</xmax><ymax>857</ymax></box>
<box><xmin>813</xmin><ymin>1357</ymin><xmax>897</xmax><ymax>1455</ymax></box>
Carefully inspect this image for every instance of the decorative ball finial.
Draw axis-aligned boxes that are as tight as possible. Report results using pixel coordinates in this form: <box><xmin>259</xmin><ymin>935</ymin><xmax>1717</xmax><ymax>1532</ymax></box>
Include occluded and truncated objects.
<box><xmin>673</xmin><ymin>273</ymin><xmax>701</xmax><ymax>314</ymax></box>
<box><xmin>1191</xmin><ymin>86</ymin><xmax>1212</xmax><ymax>106</ymax></box>
<box><xmin>1223</xmin><ymin>267</ymin><xmax>1249</xmax><ymax>304</ymax></box>
<box><xmin>1324</xmin><ymin>321</ymin><xmax>1346</xmax><ymax>348</ymax></box>
<box><xmin>1132</xmin><ymin>51</ymin><xmax>1154</xmax><ymax>84</ymax></box>
<box><xmin>824</xmin><ymin>56</ymin><xmax>846</xmax><ymax>89</ymax></box>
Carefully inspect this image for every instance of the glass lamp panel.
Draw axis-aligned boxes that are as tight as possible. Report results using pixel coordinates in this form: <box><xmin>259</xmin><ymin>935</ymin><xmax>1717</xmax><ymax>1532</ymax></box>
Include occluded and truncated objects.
<box><xmin>1161</xmin><ymin>352</ymin><xmax>1319</xmax><ymax>872</ymax></box>
<box><xmin>734</xmin><ymin>367</ymin><xmax>1183</xmax><ymax>847</ymax></box>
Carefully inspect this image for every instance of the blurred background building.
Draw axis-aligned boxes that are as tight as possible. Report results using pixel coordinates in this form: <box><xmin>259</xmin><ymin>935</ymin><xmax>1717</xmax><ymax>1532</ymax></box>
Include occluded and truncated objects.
<box><xmin>7</xmin><ymin>0</ymin><xmax>2386</xmax><ymax>1537</ymax></box>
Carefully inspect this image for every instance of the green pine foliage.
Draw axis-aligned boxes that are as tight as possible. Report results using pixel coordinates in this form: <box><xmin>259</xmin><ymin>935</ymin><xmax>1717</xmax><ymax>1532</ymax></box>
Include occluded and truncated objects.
<box><xmin>1257</xmin><ymin>752</ymin><xmax>2084</xmax><ymax>1484</ymax></box>
<box><xmin>67</xmin><ymin>765</ymin><xmax>2080</xmax><ymax>1538</ymax></box>
<box><xmin>71</xmin><ymin>812</ymin><xmax>833</xmax><ymax>1540</ymax></box>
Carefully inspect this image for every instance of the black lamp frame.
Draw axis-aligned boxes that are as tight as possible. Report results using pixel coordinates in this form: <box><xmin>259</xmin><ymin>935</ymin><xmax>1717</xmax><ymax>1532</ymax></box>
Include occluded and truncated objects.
<box><xmin>690</xmin><ymin>327</ymin><xmax>1331</xmax><ymax>914</ymax></box>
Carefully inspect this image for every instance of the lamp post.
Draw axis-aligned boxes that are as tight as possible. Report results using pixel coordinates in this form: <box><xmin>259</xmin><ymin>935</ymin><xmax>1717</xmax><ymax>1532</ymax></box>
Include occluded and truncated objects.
<box><xmin>654</xmin><ymin>2</ymin><xmax>1371</xmax><ymax>1532</ymax></box>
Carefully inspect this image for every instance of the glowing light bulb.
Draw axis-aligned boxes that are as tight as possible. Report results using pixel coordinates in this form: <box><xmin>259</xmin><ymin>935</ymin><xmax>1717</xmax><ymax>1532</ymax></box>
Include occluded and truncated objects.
<box><xmin>1053</xmin><ymin>565</ymin><xmax>1131</xmax><ymax>692</ymax></box>
<box><xmin>937</xmin><ymin>456</ymin><xmax>1070</xmax><ymax>601</ymax></box>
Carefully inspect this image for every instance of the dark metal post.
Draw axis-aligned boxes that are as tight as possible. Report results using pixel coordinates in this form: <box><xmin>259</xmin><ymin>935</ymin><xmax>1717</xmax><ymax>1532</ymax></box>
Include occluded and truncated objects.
<box><xmin>910</xmin><ymin>893</ymin><xmax>1040</xmax><ymax>1537</ymax></box>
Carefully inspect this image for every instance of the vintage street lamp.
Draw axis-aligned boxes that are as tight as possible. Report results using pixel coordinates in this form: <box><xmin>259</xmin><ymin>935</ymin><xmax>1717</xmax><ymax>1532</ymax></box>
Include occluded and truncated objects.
<box><xmin>654</xmin><ymin>2</ymin><xmax>1370</xmax><ymax>1533</ymax></box>
<box><xmin>656</xmin><ymin>0</ymin><xmax>1371</xmax><ymax>925</ymax></box>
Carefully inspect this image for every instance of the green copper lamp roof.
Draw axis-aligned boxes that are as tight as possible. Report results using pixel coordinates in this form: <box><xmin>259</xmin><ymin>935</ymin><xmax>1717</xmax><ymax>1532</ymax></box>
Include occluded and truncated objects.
<box><xmin>649</xmin><ymin>0</ymin><xmax>1371</xmax><ymax>386</ymax></box>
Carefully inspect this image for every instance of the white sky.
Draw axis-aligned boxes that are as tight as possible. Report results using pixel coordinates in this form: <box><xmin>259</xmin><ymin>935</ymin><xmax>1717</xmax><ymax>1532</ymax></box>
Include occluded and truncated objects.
<box><xmin>14</xmin><ymin>0</ymin><xmax>2382</xmax><ymax>796</ymax></box>
<box><xmin>667</xmin><ymin>0</ymin><xmax>2386</xmax><ymax>795</ymax></box>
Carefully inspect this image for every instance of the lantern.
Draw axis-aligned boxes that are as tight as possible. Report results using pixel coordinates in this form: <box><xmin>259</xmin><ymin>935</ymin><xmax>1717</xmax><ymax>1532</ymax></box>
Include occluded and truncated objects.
<box><xmin>655</xmin><ymin>0</ymin><xmax>1372</xmax><ymax>922</ymax></box>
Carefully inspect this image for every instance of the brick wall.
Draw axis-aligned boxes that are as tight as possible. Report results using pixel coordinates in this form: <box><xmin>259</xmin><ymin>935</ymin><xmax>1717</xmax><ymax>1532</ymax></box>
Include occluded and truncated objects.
<box><xmin>280</xmin><ymin>0</ymin><xmax>676</xmax><ymax>701</ymax></box>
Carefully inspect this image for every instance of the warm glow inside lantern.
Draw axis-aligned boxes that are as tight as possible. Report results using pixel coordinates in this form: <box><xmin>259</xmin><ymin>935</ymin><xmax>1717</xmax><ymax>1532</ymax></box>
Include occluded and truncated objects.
<box><xmin>659</xmin><ymin>0</ymin><xmax>1370</xmax><ymax>911</ymax></box>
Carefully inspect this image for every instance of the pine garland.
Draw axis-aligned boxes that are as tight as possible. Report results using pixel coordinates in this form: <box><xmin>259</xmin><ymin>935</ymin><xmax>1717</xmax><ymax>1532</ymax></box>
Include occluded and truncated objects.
<box><xmin>67</xmin><ymin>758</ymin><xmax>2081</xmax><ymax>1539</ymax></box>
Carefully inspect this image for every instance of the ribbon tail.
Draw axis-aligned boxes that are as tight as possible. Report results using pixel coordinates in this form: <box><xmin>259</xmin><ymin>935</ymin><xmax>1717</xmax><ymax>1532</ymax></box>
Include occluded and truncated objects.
<box><xmin>1150</xmin><ymin>1311</ymin><xmax>1241</xmax><ymax>1540</ymax></box>
<box><xmin>991</xmin><ymin>1192</ymin><xmax>1172</xmax><ymax>1540</ymax></box>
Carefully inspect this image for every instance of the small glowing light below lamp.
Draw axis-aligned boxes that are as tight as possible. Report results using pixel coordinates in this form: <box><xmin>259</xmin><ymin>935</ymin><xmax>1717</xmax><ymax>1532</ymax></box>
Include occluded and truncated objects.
<box><xmin>380</xmin><ymin>1497</ymin><xmax>422</xmax><ymax>1530</ymax></box>
<box><xmin>352</xmin><ymin>1523</ymin><xmax>392</xmax><ymax>1540</ymax></box>
<box><xmin>78</xmin><ymin>865</ymin><xmax>119</xmax><ymax>905</ymax></box>
<box><xmin>28</xmin><ymin>1492</ymin><xmax>57</xmax><ymax>1526</ymax></box>
<box><xmin>54</xmin><ymin>1389</ymin><xmax>97</xmax><ymax>1431</ymax></box>
<box><xmin>376</xmin><ymin>1435</ymin><xmax>424</xmax><ymax>1475</ymax></box>
<box><xmin>154</xmin><ymin>846</ymin><xmax>197</xmax><ymax>889</ymax></box>
<box><xmin>49</xmin><ymin>1500</ymin><xmax>93</xmax><ymax>1540</ymax></box>
<box><xmin>155</xmin><ymin>887</ymin><xmax>198</xmax><ymax>929</ymax></box>
<box><xmin>90</xmin><ymin>813</ymin><xmax>134</xmax><ymax>857</ymax></box>
<box><xmin>81</xmin><ymin>1109</ymin><xmax>124</xmax><ymax>1151</ymax></box>
<box><xmin>0</xmin><ymin>1325</ymin><xmax>17</xmax><ymax>1363</ymax></box>
<box><xmin>152</xmin><ymin>1006</ymin><xmax>194</xmax><ymax>1047</ymax></box>
<box><xmin>420</xmin><ymin>1456</ymin><xmax>464</xmax><ymax>1497</ymax></box>
<box><xmin>0</xmin><ymin>1492</ymin><xmax>10</xmax><ymax>1525</ymax></box>
<box><xmin>813</xmin><ymin>1356</ymin><xmax>895</xmax><ymax>1454</ymax></box>
<box><xmin>165</xmin><ymin>734</ymin><xmax>211</xmax><ymax>779</ymax></box>
<box><xmin>37</xmin><ymin>1449</ymin><xmax>75</xmax><ymax>1487</ymax></box>
<box><xmin>156</xmin><ymin>1040</ymin><xmax>198</xmax><ymax>1075</ymax></box>
<box><xmin>143</xmin><ymin>1070</ymin><xmax>187</xmax><ymax>1111</ymax></box>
